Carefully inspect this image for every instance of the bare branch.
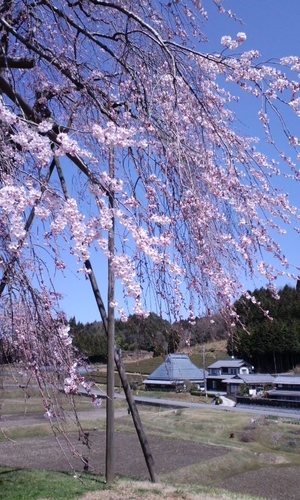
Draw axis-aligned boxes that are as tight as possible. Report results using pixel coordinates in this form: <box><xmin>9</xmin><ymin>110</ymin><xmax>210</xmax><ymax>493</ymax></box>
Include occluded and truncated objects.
<box><xmin>0</xmin><ymin>57</ymin><xmax>35</xmax><ymax>68</ymax></box>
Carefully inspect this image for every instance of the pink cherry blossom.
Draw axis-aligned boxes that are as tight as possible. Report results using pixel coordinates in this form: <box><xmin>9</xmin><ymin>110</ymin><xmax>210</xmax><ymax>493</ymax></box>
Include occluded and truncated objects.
<box><xmin>0</xmin><ymin>0</ymin><xmax>300</xmax><ymax>468</ymax></box>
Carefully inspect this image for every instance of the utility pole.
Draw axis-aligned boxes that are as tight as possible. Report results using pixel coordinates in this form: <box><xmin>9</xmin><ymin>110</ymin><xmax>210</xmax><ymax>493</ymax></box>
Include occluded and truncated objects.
<box><xmin>106</xmin><ymin>145</ymin><xmax>115</xmax><ymax>484</ymax></box>
<box><xmin>203</xmin><ymin>344</ymin><xmax>207</xmax><ymax>401</ymax></box>
<box><xmin>118</xmin><ymin>348</ymin><xmax>122</xmax><ymax>393</ymax></box>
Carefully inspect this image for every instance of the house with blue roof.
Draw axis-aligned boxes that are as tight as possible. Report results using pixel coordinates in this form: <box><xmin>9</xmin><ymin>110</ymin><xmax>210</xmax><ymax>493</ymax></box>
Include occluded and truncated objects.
<box><xmin>143</xmin><ymin>353</ymin><xmax>207</xmax><ymax>391</ymax></box>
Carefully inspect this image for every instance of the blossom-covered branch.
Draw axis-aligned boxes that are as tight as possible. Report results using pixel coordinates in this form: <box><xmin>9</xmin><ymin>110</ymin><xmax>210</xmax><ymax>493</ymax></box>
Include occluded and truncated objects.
<box><xmin>1</xmin><ymin>0</ymin><xmax>300</xmax><ymax>469</ymax></box>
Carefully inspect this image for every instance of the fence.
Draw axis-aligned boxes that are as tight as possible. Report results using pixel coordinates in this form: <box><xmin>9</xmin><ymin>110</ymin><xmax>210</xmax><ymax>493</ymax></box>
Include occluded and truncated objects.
<box><xmin>236</xmin><ymin>396</ymin><xmax>300</xmax><ymax>410</ymax></box>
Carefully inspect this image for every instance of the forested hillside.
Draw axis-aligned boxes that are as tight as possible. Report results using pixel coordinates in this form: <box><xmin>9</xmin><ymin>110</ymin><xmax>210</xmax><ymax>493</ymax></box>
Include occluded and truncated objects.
<box><xmin>62</xmin><ymin>285</ymin><xmax>300</xmax><ymax>374</ymax></box>
<box><xmin>2</xmin><ymin>284</ymin><xmax>300</xmax><ymax>374</ymax></box>
<box><xmin>69</xmin><ymin>312</ymin><xmax>228</xmax><ymax>362</ymax></box>
<box><xmin>231</xmin><ymin>284</ymin><xmax>300</xmax><ymax>373</ymax></box>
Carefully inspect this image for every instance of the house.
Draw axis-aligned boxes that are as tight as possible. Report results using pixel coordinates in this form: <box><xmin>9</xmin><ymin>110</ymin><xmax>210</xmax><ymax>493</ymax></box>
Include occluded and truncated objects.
<box><xmin>206</xmin><ymin>359</ymin><xmax>254</xmax><ymax>393</ymax></box>
<box><xmin>267</xmin><ymin>375</ymin><xmax>300</xmax><ymax>402</ymax></box>
<box><xmin>225</xmin><ymin>373</ymin><xmax>275</xmax><ymax>395</ymax></box>
<box><xmin>143</xmin><ymin>353</ymin><xmax>207</xmax><ymax>391</ymax></box>
<box><xmin>235</xmin><ymin>374</ymin><xmax>300</xmax><ymax>410</ymax></box>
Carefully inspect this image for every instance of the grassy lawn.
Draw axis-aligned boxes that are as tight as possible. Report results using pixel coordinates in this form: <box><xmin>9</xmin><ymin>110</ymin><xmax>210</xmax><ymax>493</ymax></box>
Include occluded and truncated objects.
<box><xmin>0</xmin><ymin>468</ymin><xmax>267</xmax><ymax>500</ymax></box>
<box><xmin>0</xmin><ymin>467</ymin><xmax>105</xmax><ymax>500</ymax></box>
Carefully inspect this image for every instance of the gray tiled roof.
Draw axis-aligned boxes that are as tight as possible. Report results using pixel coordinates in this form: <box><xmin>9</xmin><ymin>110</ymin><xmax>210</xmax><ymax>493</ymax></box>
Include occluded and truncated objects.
<box><xmin>240</xmin><ymin>374</ymin><xmax>275</xmax><ymax>384</ymax></box>
<box><xmin>144</xmin><ymin>354</ymin><xmax>207</xmax><ymax>383</ymax></box>
<box><xmin>209</xmin><ymin>374</ymin><xmax>235</xmax><ymax>380</ymax></box>
<box><xmin>223</xmin><ymin>377</ymin><xmax>243</xmax><ymax>384</ymax></box>
<box><xmin>224</xmin><ymin>374</ymin><xmax>275</xmax><ymax>385</ymax></box>
<box><xmin>268</xmin><ymin>389</ymin><xmax>300</xmax><ymax>397</ymax></box>
<box><xmin>274</xmin><ymin>375</ymin><xmax>300</xmax><ymax>386</ymax></box>
<box><xmin>208</xmin><ymin>359</ymin><xmax>250</xmax><ymax>369</ymax></box>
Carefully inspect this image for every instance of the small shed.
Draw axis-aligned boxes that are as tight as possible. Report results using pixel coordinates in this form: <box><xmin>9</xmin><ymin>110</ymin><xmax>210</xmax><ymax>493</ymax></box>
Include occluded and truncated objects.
<box><xmin>144</xmin><ymin>353</ymin><xmax>207</xmax><ymax>390</ymax></box>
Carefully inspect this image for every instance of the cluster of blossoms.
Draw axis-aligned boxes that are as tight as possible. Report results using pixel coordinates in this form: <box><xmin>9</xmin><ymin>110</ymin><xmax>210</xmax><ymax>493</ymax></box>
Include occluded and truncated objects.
<box><xmin>64</xmin><ymin>364</ymin><xmax>102</xmax><ymax>406</ymax></box>
<box><xmin>51</xmin><ymin>198</ymin><xmax>91</xmax><ymax>263</ymax></box>
<box><xmin>92</xmin><ymin>123</ymin><xmax>146</xmax><ymax>148</ymax></box>
<box><xmin>221</xmin><ymin>32</ymin><xmax>247</xmax><ymax>50</ymax></box>
<box><xmin>58</xmin><ymin>324</ymin><xmax>72</xmax><ymax>346</ymax></box>
<box><xmin>63</xmin><ymin>365</ymin><xmax>79</xmax><ymax>395</ymax></box>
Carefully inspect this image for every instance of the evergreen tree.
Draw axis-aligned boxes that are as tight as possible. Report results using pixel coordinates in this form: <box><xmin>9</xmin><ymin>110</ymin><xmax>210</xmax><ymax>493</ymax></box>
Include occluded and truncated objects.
<box><xmin>70</xmin><ymin>318</ymin><xmax>108</xmax><ymax>362</ymax></box>
<box><xmin>116</xmin><ymin>313</ymin><xmax>171</xmax><ymax>355</ymax></box>
<box><xmin>231</xmin><ymin>285</ymin><xmax>300</xmax><ymax>372</ymax></box>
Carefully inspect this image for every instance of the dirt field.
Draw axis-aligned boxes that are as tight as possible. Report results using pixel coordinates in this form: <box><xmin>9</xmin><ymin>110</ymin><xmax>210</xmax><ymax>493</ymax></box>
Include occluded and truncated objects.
<box><xmin>0</xmin><ymin>427</ymin><xmax>228</xmax><ymax>477</ymax></box>
<box><xmin>1</xmin><ymin>411</ymin><xmax>300</xmax><ymax>500</ymax></box>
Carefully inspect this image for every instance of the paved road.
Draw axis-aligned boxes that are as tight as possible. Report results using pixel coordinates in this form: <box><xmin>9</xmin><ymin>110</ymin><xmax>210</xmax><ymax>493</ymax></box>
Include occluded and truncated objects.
<box><xmin>80</xmin><ymin>389</ymin><xmax>300</xmax><ymax>420</ymax></box>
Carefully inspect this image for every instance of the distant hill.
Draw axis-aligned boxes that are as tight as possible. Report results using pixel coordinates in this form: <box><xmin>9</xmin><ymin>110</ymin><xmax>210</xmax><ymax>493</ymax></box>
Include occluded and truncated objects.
<box><xmin>123</xmin><ymin>340</ymin><xmax>230</xmax><ymax>375</ymax></box>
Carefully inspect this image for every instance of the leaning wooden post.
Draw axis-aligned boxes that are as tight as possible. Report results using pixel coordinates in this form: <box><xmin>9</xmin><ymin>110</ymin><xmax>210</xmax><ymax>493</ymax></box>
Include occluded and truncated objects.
<box><xmin>113</xmin><ymin>346</ymin><xmax>159</xmax><ymax>482</ymax></box>
<box><xmin>85</xmin><ymin>259</ymin><xmax>159</xmax><ymax>483</ymax></box>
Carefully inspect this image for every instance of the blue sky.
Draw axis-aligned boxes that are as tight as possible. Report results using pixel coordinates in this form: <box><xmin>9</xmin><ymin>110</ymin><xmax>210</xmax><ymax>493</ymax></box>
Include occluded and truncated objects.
<box><xmin>52</xmin><ymin>1</ymin><xmax>300</xmax><ymax>324</ymax></box>
<box><xmin>204</xmin><ymin>0</ymin><xmax>300</xmax><ymax>285</ymax></box>
<box><xmin>204</xmin><ymin>0</ymin><xmax>300</xmax><ymax>60</ymax></box>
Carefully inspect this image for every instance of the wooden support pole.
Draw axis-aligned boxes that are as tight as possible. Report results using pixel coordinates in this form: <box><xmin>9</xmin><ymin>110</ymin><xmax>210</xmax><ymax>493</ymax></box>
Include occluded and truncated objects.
<box><xmin>85</xmin><ymin>259</ymin><xmax>159</xmax><ymax>483</ymax></box>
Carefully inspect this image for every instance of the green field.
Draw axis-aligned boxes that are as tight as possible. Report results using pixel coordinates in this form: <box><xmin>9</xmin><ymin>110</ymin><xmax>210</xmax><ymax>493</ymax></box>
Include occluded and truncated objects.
<box><xmin>0</xmin><ymin>468</ymin><xmax>105</xmax><ymax>500</ymax></box>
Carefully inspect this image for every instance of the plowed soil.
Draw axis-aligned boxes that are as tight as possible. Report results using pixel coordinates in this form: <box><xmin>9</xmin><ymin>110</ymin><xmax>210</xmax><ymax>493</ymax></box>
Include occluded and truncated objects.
<box><xmin>1</xmin><ymin>412</ymin><xmax>300</xmax><ymax>500</ymax></box>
